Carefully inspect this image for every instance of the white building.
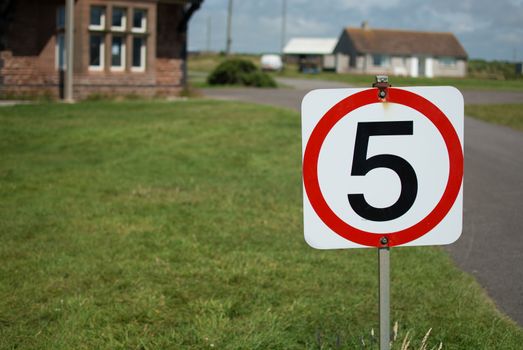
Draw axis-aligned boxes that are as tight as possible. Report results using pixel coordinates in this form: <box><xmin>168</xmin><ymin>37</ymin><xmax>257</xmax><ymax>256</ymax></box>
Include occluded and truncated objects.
<box><xmin>333</xmin><ymin>23</ymin><xmax>468</xmax><ymax>78</ymax></box>
<box><xmin>283</xmin><ymin>38</ymin><xmax>338</xmax><ymax>72</ymax></box>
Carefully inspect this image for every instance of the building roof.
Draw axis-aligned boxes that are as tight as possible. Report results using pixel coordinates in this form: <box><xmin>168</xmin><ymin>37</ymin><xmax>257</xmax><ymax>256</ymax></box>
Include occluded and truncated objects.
<box><xmin>344</xmin><ymin>27</ymin><xmax>468</xmax><ymax>59</ymax></box>
<box><xmin>283</xmin><ymin>38</ymin><xmax>338</xmax><ymax>55</ymax></box>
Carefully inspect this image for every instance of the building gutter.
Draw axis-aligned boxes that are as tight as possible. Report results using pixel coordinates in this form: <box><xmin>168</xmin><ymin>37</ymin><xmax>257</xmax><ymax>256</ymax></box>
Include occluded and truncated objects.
<box><xmin>178</xmin><ymin>0</ymin><xmax>204</xmax><ymax>90</ymax></box>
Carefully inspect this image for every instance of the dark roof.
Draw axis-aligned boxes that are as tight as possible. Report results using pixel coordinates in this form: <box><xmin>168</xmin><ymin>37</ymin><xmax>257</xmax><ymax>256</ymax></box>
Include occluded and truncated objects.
<box><xmin>345</xmin><ymin>27</ymin><xmax>468</xmax><ymax>59</ymax></box>
<box><xmin>158</xmin><ymin>0</ymin><xmax>202</xmax><ymax>4</ymax></box>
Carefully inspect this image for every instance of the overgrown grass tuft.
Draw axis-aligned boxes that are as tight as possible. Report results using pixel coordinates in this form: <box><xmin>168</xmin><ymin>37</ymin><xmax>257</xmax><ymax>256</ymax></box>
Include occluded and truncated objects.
<box><xmin>0</xmin><ymin>100</ymin><xmax>522</xmax><ymax>349</ymax></box>
<box><xmin>273</xmin><ymin>65</ymin><xmax>523</xmax><ymax>91</ymax></box>
<box><xmin>466</xmin><ymin>104</ymin><xmax>523</xmax><ymax>131</ymax></box>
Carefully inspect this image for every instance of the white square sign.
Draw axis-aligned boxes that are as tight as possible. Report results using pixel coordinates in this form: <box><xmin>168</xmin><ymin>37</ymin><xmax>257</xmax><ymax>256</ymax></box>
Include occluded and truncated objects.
<box><xmin>302</xmin><ymin>87</ymin><xmax>464</xmax><ymax>249</ymax></box>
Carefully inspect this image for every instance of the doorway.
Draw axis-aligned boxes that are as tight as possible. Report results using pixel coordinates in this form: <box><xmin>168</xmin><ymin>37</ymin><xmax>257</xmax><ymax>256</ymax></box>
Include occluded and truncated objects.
<box><xmin>418</xmin><ymin>57</ymin><xmax>425</xmax><ymax>77</ymax></box>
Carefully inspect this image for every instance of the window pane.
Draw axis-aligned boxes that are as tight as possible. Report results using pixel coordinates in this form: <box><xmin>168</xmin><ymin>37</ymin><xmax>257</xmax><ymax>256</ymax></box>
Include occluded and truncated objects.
<box><xmin>133</xmin><ymin>9</ymin><xmax>146</xmax><ymax>29</ymax></box>
<box><xmin>112</xmin><ymin>36</ymin><xmax>123</xmax><ymax>67</ymax></box>
<box><xmin>112</xmin><ymin>7</ymin><xmax>125</xmax><ymax>28</ymax></box>
<box><xmin>372</xmin><ymin>55</ymin><xmax>382</xmax><ymax>66</ymax></box>
<box><xmin>440</xmin><ymin>57</ymin><xmax>456</xmax><ymax>66</ymax></box>
<box><xmin>57</xmin><ymin>34</ymin><xmax>65</xmax><ymax>69</ymax></box>
<box><xmin>90</xmin><ymin>6</ymin><xmax>105</xmax><ymax>27</ymax></box>
<box><xmin>90</xmin><ymin>35</ymin><xmax>102</xmax><ymax>66</ymax></box>
<box><xmin>132</xmin><ymin>37</ymin><xmax>144</xmax><ymax>68</ymax></box>
<box><xmin>57</xmin><ymin>6</ymin><xmax>65</xmax><ymax>29</ymax></box>
<box><xmin>372</xmin><ymin>54</ymin><xmax>389</xmax><ymax>67</ymax></box>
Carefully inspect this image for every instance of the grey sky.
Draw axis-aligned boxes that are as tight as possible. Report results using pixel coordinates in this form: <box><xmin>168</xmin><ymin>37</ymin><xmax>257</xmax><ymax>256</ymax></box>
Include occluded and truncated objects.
<box><xmin>188</xmin><ymin>0</ymin><xmax>523</xmax><ymax>61</ymax></box>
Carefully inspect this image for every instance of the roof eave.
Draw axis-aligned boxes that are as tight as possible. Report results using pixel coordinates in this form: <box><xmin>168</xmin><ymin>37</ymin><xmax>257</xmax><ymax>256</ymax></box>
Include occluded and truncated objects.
<box><xmin>356</xmin><ymin>50</ymin><xmax>467</xmax><ymax>59</ymax></box>
<box><xmin>158</xmin><ymin>0</ymin><xmax>201</xmax><ymax>4</ymax></box>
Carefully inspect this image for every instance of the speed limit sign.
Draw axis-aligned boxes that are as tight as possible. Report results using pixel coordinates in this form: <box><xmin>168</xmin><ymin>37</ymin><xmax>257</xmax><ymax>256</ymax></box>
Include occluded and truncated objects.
<box><xmin>302</xmin><ymin>86</ymin><xmax>464</xmax><ymax>249</ymax></box>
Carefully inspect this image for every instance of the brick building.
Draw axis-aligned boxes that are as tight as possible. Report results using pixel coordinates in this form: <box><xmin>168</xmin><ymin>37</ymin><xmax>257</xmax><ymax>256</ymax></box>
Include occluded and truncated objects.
<box><xmin>0</xmin><ymin>0</ymin><xmax>203</xmax><ymax>99</ymax></box>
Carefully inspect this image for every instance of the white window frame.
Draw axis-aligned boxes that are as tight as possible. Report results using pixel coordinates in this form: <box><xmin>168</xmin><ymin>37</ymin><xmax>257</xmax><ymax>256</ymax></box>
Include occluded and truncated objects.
<box><xmin>111</xmin><ymin>35</ymin><xmax>126</xmax><ymax>72</ymax></box>
<box><xmin>55</xmin><ymin>33</ymin><xmax>66</xmax><ymax>70</ymax></box>
<box><xmin>111</xmin><ymin>7</ymin><xmax>127</xmax><ymax>32</ymax></box>
<box><xmin>131</xmin><ymin>36</ymin><xmax>146</xmax><ymax>72</ymax></box>
<box><xmin>89</xmin><ymin>34</ymin><xmax>105</xmax><ymax>71</ymax></box>
<box><xmin>89</xmin><ymin>5</ymin><xmax>106</xmax><ymax>31</ymax></box>
<box><xmin>132</xmin><ymin>9</ymin><xmax>147</xmax><ymax>33</ymax></box>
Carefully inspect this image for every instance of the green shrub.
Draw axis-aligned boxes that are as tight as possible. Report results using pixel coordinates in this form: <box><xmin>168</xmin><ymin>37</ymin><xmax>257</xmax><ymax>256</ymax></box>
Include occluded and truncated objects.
<box><xmin>207</xmin><ymin>58</ymin><xmax>276</xmax><ymax>87</ymax></box>
<box><xmin>207</xmin><ymin>59</ymin><xmax>257</xmax><ymax>85</ymax></box>
<box><xmin>468</xmin><ymin>59</ymin><xmax>521</xmax><ymax>80</ymax></box>
<box><xmin>242</xmin><ymin>71</ymin><xmax>277</xmax><ymax>87</ymax></box>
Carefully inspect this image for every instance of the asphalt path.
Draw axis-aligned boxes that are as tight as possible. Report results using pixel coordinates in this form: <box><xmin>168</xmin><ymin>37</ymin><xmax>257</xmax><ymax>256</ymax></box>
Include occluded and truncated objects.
<box><xmin>203</xmin><ymin>77</ymin><xmax>523</xmax><ymax>325</ymax></box>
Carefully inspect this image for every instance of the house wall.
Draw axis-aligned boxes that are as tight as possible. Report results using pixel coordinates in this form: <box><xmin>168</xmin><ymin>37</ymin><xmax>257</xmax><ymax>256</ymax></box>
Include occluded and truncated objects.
<box><xmin>348</xmin><ymin>54</ymin><xmax>411</xmax><ymax>76</ymax></box>
<box><xmin>360</xmin><ymin>54</ymin><xmax>392</xmax><ymax>75</ymax></box>
<box><xmin>409</xmin><ymin>57</ymin><xmax>419</xmax><ymax>77</ymax></box>
<box><xmin>335</xmin><ymin>53</ymin><xmax>349</xmax><ymax>73</ymax></box>
<box><xmin>332</xmin><ymin>29</ymin><xmax>467</xmax><ymax>78</ymax></box>
<box><xmin>432</xmin><ymin>58</ymin><xmax>467</xmax><ymax>77</ymax></box>
<box><xmin>355</xmin><ymin>55</ymin><xmax>366</xmax><ymax>70</ymax></box>
<box><xmin>0</xmin><ymin>0</ymin><xmax>63</xmax><ymax>98</ymax></box>
<box><xmin>333</xmin><ymin>30</ymin><xmax>357</xmax><ymax>72</ymax></box>
<box><xmin>391</xmin><ymin>57</ymin><xmax>409</xmax><ymax>76</ymax></box>
<box><xmin>322</xmin><ymin>54</ymin><xmax>336</xmax><ymax>70</ymax></box>
<box><xmin>0</xmin><ymin>0</ymin><xmax>186</xmax><ymax>100</ymax></box>
<box><xmin>73</xmin><ymin>0</ymin><xmax>159</xmax><ymax>99</ymax></box>
<box><xmin>344</xmin><ymin>54</ymin><xmax>466</xmax><ymax>78</ymax></box>
<box><xmin>155</xmin><ymin>2</ymin><xmax>184</xmax><ymax>96</ymax></box>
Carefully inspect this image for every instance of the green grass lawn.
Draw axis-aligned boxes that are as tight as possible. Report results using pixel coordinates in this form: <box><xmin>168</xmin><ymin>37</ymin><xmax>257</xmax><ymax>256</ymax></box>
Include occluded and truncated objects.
<box><xmin>1</xmin><ymin>101</ymin><xmax>522</xmax><ymax>349</ymax></box>
<box><xmin>466</xmin><ymin>104</ymin><xmax>523</xmax><ymax>131</ymax></box>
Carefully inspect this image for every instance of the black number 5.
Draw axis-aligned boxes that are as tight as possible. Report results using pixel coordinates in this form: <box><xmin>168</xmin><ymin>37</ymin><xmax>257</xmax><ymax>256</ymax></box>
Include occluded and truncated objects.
<box><xmin>348</xmin><ymin>121</ymin><xmax>418</xmax><ymax>221</ymax></box>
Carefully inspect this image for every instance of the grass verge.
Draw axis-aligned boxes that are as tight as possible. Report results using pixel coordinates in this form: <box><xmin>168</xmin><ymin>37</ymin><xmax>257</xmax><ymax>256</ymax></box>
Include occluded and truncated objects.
<box><xmin>273</xmin><ymin>69</ymin><xmax>523</xmax><ymax>92</ymax></box>
<box><xmin>188</xmin><ymin>54</ymin><xmax>260</xmax><ymax>73</ymax></box>
<box><xmin>188</xmin><ymin>54</ymin><xmax>523</xmax><ymax>92</ymax></box>
<box><xmin>1</xmin><ymin>100</ymin><xmax>522</xmax><ymax>349</ymax></box>
<box><xmin>466</xmin><ymin>104</ymin><xmax>523</xmax><ymax>131</ymax></box>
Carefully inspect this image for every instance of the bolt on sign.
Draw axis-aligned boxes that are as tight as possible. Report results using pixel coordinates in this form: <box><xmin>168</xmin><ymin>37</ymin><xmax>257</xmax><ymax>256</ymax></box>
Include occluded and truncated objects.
<box><xmin>301</xmin><ymin>86</ymin><xmax>464</xmax><ymax>249</ymax></box>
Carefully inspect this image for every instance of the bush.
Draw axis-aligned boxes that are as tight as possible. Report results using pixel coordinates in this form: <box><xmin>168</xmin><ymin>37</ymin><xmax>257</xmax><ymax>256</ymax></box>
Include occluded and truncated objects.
<box><xmin>242</xmin><ymin>71</ymin><xmax>277</xmax><ymax>87</ymax></box>
<box><xmin>468</xmin><ymin>59</ymin><xmax>522</xmax><ymax>80</ymax></box>
<box><xmin>207</xmin><ymin>58</ymin><xmax>276</xmax><ymax>87</ymax></box>
<box><xmin>207</xmin><ymin>59</ymin><xmax>257</xmax><ymax>85</ymax></box>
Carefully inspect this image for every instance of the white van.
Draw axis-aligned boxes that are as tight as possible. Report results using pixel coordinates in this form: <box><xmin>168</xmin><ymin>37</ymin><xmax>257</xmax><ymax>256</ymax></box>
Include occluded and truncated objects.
<box><xmin>261</xmin><ymin>54</ymin><xmax>283</xmax><ymax>71</ymax></box>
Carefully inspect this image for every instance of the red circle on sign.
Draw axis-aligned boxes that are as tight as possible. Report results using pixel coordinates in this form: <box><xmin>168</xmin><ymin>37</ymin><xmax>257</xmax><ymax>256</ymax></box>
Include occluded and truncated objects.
<box><xmin>302</xmin><ymin>88</ymin><xmax>463</xmax><ymax>247</ymax></box>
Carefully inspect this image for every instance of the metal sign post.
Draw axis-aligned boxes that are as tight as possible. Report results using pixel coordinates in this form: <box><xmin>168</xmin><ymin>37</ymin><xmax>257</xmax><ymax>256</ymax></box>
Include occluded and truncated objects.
<box><xmin>375</xmin><ymin>76</ymin><xmax>392</xmax><ymax>350</ymax></box>
<box><xmin>64</xmin><ymin>0</ymin><xmax>74</xmax><ymax>102</ymax></box>
<box><xmin>379</xmin><ymin>247</ymin><xmax>390</xmax><ymax>350</ymax></box>
<box><xmin>301</xmin><ymin>75</ymin><xmax>464</xmax><ymax>348</ymax></box>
